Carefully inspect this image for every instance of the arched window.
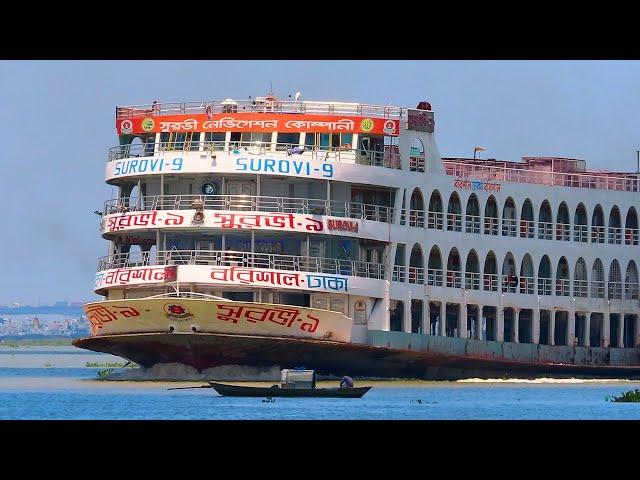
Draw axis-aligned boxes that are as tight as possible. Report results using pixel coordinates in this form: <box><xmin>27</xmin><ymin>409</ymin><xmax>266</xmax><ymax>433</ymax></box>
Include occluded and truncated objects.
<box><xmin>446</xmin><ymin>248</ymin><xmax>461</xmax><ymax>288</ymax></box>
<box><xmin>538</xmin><ymin>255</ymin><xmax>552</xmax><ymax>295</ymax></box>
<box><xmin>556</xmin><ymin>257</ymin><xmax>570</xmax><ymax>296</ymax></box>
<box><xmin>409</xmin><ymin>138</ymin><xmax>425</xmax><ymax>172</ymax></box>
<box><xmin>501</xmin><ymin>252</ymin><xmax>516</xmax><ymax>293</ymax></box>
<box><xmin>464</xmin><ymin>249</ymin><xmax>480</xmax><ymax>290</ymax></box>
<box><xmin>609</xmin><ymin>206</ymin><xmax>622</xmax><ymax>244</ymax></box>
<box><xmin>556</xmin><ymin>202</ymin><xmax>570</xmax><ymax>241</ymax></box>
<box><xmin>574</xmin><ymin>203</ymin><xmax>588</xmax><ymax>242</ymax></box>
<box><xmin>447</xmin><ymin>193</ymin><xmax>462</xmax><ymax>232</ymax></box>
<box><xmin>591</xmin><ymin>204</ymin><xmax>605</xmax><ymax>243</ymax></box>
<box><xmin>409</xmin><ymin>188</ymin><xmax>424</xmax><ymax>228</ymax></box>
<box><xmin>625</xmin><ymin>207</ymin><xmax>638</xmax><ymax>245</ymax></box>
<box><xmin>427</xmin><ymin>246</ymin><xmax>442</xmax><ymax>286</ymax></box>
<box><xmin>484</xmin><ymin>195</ymin><xmax>498</xmax><ymax>235</ymax></box>
<box><xmin>591</xmin><ymin>259</ymin><xmax>605</xmax><ymax>298</ymax></box>
<box><xmin>625</xmin><ymin>260</ymin><xmax>639</xmax><ymax>299</ymax></box>
<box><xmin>538</xmin><ymin>200</ymin><xmax>553</xmax><ymax>240</ymax></box>
<box><xmin>574</xmin><ymin>257</ymin><xmax>588</xmax><ymax>297</ymax></box>
<box><xmin>483</xmin><ymin>251</ymin><xmax>498</xmax><ymax>291</ymax></box>
<box><xmin>520</xmin><ymin>254</ymin><xmax>534</xmax><ymax>294</ymax></box>
<box><xmin>520</xmin><ymin>199</ymin><xmax>534</xmax><ymax>238</ymax></box>
<box><xmin>427</xmin><ymin>191</ymin><xmax>443</xmax><ymax>230</ymax></box>
<box><xmin>465</xmin><ymin>194</ymin><xmax>480</xmax><ymax>234</ymax></box>
<box><xmin>408</xmin><ymin>243</ymin><xmax>424</xmax><ymax>284</ymax></box>
<box><xmin>608</xmin><ymin>259</ymin><xmax>622</xmax><ymax>299</ymax></box>
<box><xmin>502</xmin><ymin>197</ymin><xmax>517</xmax><ymax>237</ymax></box>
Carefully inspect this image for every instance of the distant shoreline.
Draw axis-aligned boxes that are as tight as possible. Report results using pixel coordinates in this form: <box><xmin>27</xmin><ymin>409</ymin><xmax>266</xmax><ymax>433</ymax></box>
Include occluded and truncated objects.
<box><xmin>0</xmin><ymin>337</ymin><xmax>75</xmax><ymax>347</ymax></box>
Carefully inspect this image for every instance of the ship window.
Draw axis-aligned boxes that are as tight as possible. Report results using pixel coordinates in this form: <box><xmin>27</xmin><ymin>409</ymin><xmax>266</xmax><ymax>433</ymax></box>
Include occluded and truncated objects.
<box><xmin>306</xmin><ymin>133</ymin><xmax>352</xmax><ymax>150</ymax></box>
<box><xmin>204</xmin><ymin>132</ymin><xmax>226</xmax><ymax>145</ymax></box>
<box><xmin>159</xmin><ymin>132</ymin><xmax>200</xmax><ymax>151</ymax></box>
<box><xmin>276</xmin><ymin>133</ymin><xmax>300</xmax><ymax>151</ymax></box>
<box><xmin>239</xmin><ymin>132</ymin><xmax>271</xmax><ymax>148</ymax></box>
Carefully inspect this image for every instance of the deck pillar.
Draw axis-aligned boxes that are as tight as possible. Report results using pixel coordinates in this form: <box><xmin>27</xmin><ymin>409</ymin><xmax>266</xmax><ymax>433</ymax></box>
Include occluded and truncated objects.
<box><xmin>583</xmin><ymin>312</ymin><xmax>591</xmax><ymax>347</ymax></box>
<box><xmin>513</xmin><ymin>308</ymin><xmax>520</xmax><ymax>343</ymax></box>
<box><xmin>496</xmin><ymin>306</ymin><xmax>504</xmax><ymax>342</ymax></box>
<box><xmin>532</xmin><ymin>308</ymin><xmax>540</xmax><ymax>344</ymax></box>
<box><xmin>439</xmin><ymin>302</ymin><xmax>446</xmax><ymax>336</ymax></box>
<box><xmin>458</xmin><ymin>302</ymin><xmax>467</xmax><ymax>338</ymax></box>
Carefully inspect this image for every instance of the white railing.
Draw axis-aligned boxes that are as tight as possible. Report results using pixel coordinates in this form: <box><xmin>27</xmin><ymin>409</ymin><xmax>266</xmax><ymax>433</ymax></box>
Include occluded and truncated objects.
<box><xmin>501</xmin><ymin>275</ymin><xmax>519</xmax><ymax>293</ymax></box>
<box><xmin>573</xmin><ymin>225</ymin><xmax>589</xmax><ymax>243</ymax></box>
<box><xmin>591</xmin><ymin>225</ymin><xmax>605</xmax><ymax>243</ymax></box>
<box><xmin>625</xmin><ymin>283</ymin><xmax>639</xmax><ymax>299</ymax></box>
<box><xmin>483</xmin><ymin>273</ymin><xmax>498</xmax><ymax>292</ymax></box>
<box><xmin>409</xmin><ymin>156</ymin><xmax>425</xmax><ymax>172</ymax></box>
<box><xmin>446</xmin><ymin>213</ymin><xmax>462</xmax><ymax>232</ymax></box>
<box><xmin>555</xmin><ymin>278</ymin><xmax>570</xmax><ymax>296</ymax></box>
<box><xmin>502</xmin><ymin>218</ymin><xmax>517</xmax><ymax>237</ymax></box>
<box><xmin>538</xmin><ymin>278</ymin><xmax>552</xmax><ymax>296</ymax></box>
<box><xmin>446</xmin><ymin>270</ymin><xmax>462</xmax><ymax>288</ymax></box>
<box><xmin>444</xmin><ymin>160</ymin><xmax>640</xmax><ymax>192</ymax></box>
<box><xmin>408</xmin><ymin>210</ymin><xmax>425</xmax><ymax>228</ymax></box>
<box><xmin>519</xmin><ymin>276</ymin><xmax>535</xmax><ymax>295</ymax></box>
<box><xmin>392</xmin><ymin>265</ymin><xmax>405</xmax><ymax>282</ymax></box>
<box><xmin>104</xmin><ymin>195</ymin><xmax>394</xmax><ymax>224</ymax></box>
<box><xmin>408</xmin><ymin>266</ymin><xmax>424</xmax><ymax>284</ymax></box>
<box><xmin>484</xmin><ymin>217</ymin><xmax>498</xmax><ymax>235</ymax></box>
<box><xmin>464</xmin><ymin>272</ymin><xmax>481</xmax><ymax>290</ymax></box>
<box><xmin>556</xmin><ymin>223</ymin><xmax>570</xmax><ymax>241</ymax></box>
<box><xmin>427</xmin><ymin>211</ymin><xmax>444</xmax><ymax>230</ymax></box>
<box><xmin>608</xmin><ymin>226</ymin><xmax>622</xmax><ymax>244</ymax></box>
<box><xmin>573</xmin><ymin>279</ymin><xmax>588</xmax><ymax>297</ymax></box>
<box><xmin>591</xmin><ymin>280</ymin><xmax>605</xmax><ymax>298</ymax></box>
<box><xmin>465</xmin><ymin>215</ymin><xmax>481</xmax><ymax>234</ymax></box>
<box><xmin>625</xmin><ymin>228</ymin><xmax>639</xmax><ymax>246</ymax></box>
<box><xmin>116</xmin><ymin>100</ymin><xmax>407</xmax><ymax>120</ymax></box>
<box><xmin>98</xmin><ymin>250</ymin><xmax>385</xmax><ymax>280</ymax></box>
<box><xmin>538</xmin><ymin>221</ymin><xmax>553</xmax><ymax>240</ymax></box>
<box><xmin>608</xmin><ymin>281</ymin><xmax>622</xmax><ymax>299</ymax></box>
<box><xmin>427</xmin><ymin>268</ymin><xmax>443</xmax><ymax>286</ymax></box>
<box><xmin>519</xmin><ymin>220</ymin><xmax>535</xmax><ymax>239</ymax></box>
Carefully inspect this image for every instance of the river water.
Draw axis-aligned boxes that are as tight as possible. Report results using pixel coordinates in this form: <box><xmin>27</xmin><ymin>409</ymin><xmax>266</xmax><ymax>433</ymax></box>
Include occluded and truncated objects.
<box><xmin>1</xmin><ymin>346</ymin><xmax>640</xmax><ymax>420</ymax></box>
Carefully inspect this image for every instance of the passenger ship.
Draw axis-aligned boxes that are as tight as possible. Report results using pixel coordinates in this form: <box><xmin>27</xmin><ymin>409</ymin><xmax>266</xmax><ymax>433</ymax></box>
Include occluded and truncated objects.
<box><xmin>73</xmin><ymin>94</ymin><xmax>640</xmax><ymax>379</ymax></box>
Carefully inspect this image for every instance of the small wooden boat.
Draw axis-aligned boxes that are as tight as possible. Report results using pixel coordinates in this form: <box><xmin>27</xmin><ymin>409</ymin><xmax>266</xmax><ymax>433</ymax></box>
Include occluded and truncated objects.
<box><xmin>208</xmin><ymin>381</ymin><xmax>372</xmax><ymax>398</ymax></box>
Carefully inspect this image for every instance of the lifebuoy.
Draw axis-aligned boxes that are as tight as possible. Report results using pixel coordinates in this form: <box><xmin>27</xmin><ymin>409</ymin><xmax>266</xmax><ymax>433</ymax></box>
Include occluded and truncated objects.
<box><xmin>193</xmin><ymin>211</ymin><xmax>205</xmax><ymax>223</ymax></box>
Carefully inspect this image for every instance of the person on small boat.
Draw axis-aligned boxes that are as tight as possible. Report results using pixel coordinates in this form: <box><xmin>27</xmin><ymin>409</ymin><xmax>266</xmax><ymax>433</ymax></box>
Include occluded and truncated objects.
<box><xmin>340</xmin><ymin>376</ymin><xmax>354</xmax><ymax>388</ymax></box>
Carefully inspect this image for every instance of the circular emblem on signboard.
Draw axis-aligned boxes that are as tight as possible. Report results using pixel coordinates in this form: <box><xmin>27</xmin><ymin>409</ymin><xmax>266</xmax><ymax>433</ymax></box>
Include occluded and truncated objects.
<box><xmin>141</xmin><ymin>117</ymin><xmax>155</xmax><ymax>132</ymax></box>
<box><xmin>354</xmin><ymin>300</ymin><xmax>366</xmax><ymax>311</ymax></box>
<box><xmin>360</xmin><ymin>118</ymin><xmax>374</xmax><ymax>132</ymax></box>
<box><xmin>383</xmin><ymin>120</ymin><xmax>396</xmax><ymax>135</ymax></box>
<box><xmin>120</xmin><ymin>119</ymin><xmax>133</xmax><ymax>134</ymax></box>
<box><xmin>201</xmin><ymin>182</ymin><xmax>218</xmax><ymax>195</ymax></box>
<box><xmin>164</xmin><ymin>303</ymin><xmax>193</xmax><ymax>320</ymax></box>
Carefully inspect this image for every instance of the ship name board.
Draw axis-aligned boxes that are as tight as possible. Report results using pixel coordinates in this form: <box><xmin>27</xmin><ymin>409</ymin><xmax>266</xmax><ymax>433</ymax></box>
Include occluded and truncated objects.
<box><xmin>235</xmin><ymin>157</ymin><xmax>333</xmax><ymax>178</ymax></box>
<box><xmin>327</xmin><ymin>219</ymin><xmax>359</xmax><ymax>233</ymax></box>
<box><xmin>112</xmin><ymin>157</ymin><xmax>183</xmax><ymax>176</ymax></box>
<box><xmin>454</xmin><ymin>177</ymin><xmax>501</xmax><ymax>193</ymax></box>
<box><xmin>117</xmin><ymin>113</ymin><xmax>399</xmax><ymax>136</ymax></box>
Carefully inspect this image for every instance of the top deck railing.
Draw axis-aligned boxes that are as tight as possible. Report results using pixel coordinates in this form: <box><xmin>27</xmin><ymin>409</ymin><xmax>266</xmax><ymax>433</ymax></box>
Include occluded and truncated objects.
<box><xmin>444</xmin><ymin>161</ymin><xmax>640</xmax><ymax>193</ymax></box>
<box><xmin>116</xmin><ymin>100</ymin><xmax>407</xmax><ymax>120</ymax></box>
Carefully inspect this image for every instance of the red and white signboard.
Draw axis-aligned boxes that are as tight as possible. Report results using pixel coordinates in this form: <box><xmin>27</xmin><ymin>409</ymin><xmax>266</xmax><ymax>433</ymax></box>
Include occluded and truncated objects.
<box><xmin>117</xmin><ymin>113</ymin><xmax>399</xmax><ymax>136</ymax></box>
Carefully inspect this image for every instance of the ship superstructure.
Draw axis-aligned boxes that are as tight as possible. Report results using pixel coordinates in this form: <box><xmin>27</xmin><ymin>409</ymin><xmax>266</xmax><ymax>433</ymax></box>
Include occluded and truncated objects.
<box><xmin>73</xmin><ymin>95</ymin><xmax>640</xmax><ymax>379</ymax></box>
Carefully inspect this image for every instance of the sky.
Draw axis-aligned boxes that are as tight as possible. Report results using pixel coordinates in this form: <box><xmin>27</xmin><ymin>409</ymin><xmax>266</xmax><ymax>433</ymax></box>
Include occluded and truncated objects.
<box><xmin>1</xmin><ymin>60</ymin><xmax>639</xmax><ymax>305</ymax></box>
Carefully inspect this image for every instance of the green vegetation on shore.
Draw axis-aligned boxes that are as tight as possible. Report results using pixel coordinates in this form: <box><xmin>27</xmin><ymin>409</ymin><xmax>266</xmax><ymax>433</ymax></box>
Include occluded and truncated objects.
<box><xmin>0</xmin><ymin>338</ymin><xmax>74</xmax><ymax>347</ymax></box>
<box><xmin>606</xmin><ymin>389</ymin><xmax>640</xmax><ymax>402</ymax></box>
